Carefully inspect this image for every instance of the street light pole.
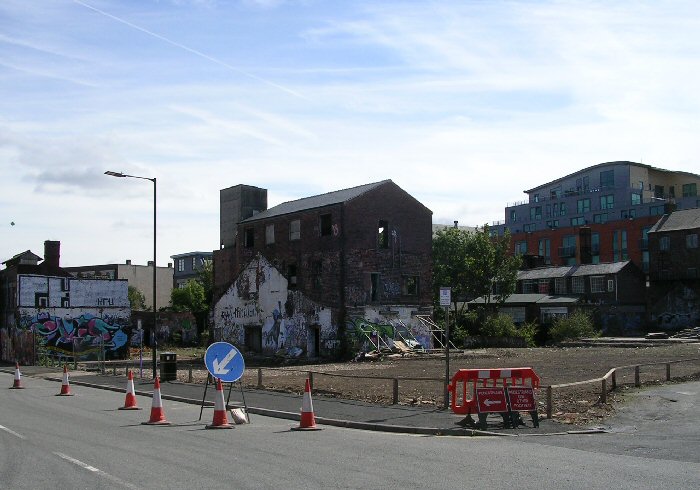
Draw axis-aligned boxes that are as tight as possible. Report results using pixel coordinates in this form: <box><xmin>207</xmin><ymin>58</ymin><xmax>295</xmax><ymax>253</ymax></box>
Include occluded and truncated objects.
<box><xmin>105</xmin><ymin>170</ymin><xmax>158</xmax><ymax>378</ymax></box>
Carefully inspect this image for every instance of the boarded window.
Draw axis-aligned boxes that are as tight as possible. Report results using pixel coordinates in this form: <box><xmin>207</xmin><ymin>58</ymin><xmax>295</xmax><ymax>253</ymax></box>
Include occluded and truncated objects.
<box><xmin>320</xmin><ymin>214</ymin><xmax>332</xmax><ymax>236</ymax></box>
<box><xmin>244</xmin><ymin>228</ymin><xmax>255</xmax><ymax>248</ymax></box>
<box><xmin>289</xmin><ymin>220</ymin><xmax>300</xmax><ymax>241</ymax></box>
<box><xmin>265</xmin><ymin>224</ymin><xmax>275</xmax><ymax>245</ymax></box>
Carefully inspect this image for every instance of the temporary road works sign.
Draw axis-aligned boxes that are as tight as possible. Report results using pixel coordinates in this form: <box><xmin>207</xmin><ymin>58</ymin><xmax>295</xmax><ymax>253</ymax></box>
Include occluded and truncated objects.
<box><xmin>475</xmin><ymin>387</ymin><xmax>508</xmax><ymax>413</ymax></box>
<box><xmin>204</xmin><ymin>342</ymin><xmax>245</xmax><ymax>383</ymax></box>
<box><xmin>507</xmin><ymin>386</ymin><xmax>537</xmax><ymax>411</ymax></box>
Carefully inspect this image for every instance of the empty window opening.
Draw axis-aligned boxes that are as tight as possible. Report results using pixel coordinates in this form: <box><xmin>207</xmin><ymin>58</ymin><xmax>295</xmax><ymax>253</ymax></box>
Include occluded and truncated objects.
<box><xmin>378</xmin><ymin>220</ymin><xmax>389</xmax><ymax>248</ymax></box>
<box><xmin>320</xmin><ymin>214</ymin><xmax>333</xmax><ymax>236</ymax></box>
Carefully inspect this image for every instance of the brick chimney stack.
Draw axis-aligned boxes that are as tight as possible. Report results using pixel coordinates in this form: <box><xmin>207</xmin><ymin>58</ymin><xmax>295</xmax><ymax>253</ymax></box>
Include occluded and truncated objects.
<box><xmin>44</xmin><ymin>240</ymin><xmax>61</xmax><ymax>268</ymax></box>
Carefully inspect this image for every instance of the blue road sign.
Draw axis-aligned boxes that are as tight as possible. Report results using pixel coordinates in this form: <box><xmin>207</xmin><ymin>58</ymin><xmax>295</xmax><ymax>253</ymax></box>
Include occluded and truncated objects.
<box><xmin>204</xmin><ymin>342</ymin><xmax>245</xmax><ymax>383</ymax></box>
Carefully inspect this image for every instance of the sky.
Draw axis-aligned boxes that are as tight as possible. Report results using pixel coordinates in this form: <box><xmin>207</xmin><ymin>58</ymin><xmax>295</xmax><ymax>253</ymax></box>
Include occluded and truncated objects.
<box><xmin>2</xmin><ymin>0</ymin><xmax>699</xmax><ymax>268</ymax></box>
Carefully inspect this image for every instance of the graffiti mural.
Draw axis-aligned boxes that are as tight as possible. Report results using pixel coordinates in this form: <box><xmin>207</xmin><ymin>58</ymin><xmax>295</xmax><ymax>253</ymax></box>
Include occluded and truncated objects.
<box><xmin>19</xmin><ymin>311</ymin><xmax>130</xmax><ymax>360</ymax></box>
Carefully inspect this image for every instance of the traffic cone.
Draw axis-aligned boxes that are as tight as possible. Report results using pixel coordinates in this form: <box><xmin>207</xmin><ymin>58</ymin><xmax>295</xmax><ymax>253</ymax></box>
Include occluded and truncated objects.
<box><xmin>119</xmin><ymin>370</ymin><xmax>141</xmax><ymax>410</ymax></box>
<box><xmin>10</xmin><ymin>362</ymin><xmax>24</xmax><ymax>389</ymax></box>
<box><xmin>142</xmin><ymin>377</ymin><xmax>171</xmax><ymax>425</ymax></box>
<box><xmin>291</xmin><ymin>378</ymin><xmax>322</xmax><ymax>431</ymax></box>
<box><xmin>206</xmin><ymin>378</ymin><xmax>233</xmax><ymax>429</ymax></box>
<box><xmin>56</xmin><ymin>365</ymin><xmax>74</xmax><ymax>396</ymax></box>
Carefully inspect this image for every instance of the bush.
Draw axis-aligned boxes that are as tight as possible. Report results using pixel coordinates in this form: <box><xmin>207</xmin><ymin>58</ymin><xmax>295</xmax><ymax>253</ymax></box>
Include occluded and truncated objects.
<box><xmin>478</xmin><ymin>314</ymin><xmax>536</xmax><ymax>346</ymax></box>
<box><xmin>549</xmin><ymin>310</ymin><xmax>600</xmax><ymax>342</ymax></box>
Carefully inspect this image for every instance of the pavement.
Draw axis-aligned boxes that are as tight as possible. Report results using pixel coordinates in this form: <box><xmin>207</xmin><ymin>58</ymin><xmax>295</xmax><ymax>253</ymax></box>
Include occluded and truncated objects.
<box><xmin>1</xmin><ymin>363</ymin><xmax>595</xmax><ymax>437</ymax></box>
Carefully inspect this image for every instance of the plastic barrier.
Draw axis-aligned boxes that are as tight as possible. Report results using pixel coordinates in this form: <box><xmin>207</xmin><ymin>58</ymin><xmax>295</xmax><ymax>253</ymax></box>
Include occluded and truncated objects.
<box><xmin>447</xmin><ymin>367</ymin><xmax>540</xmax><ymax>415</ymax></box>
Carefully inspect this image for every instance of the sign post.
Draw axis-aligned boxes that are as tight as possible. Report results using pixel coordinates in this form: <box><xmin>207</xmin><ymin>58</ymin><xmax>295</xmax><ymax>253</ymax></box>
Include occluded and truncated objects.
<box><xmin>200</xmin><ymin>342</ymin><xmax>246</xmax><ymax>421</ymax></box>
<box><xmin>440</xmin><ymin>287</ymin><xmax>451</xmax><ymax>409</ymax></box>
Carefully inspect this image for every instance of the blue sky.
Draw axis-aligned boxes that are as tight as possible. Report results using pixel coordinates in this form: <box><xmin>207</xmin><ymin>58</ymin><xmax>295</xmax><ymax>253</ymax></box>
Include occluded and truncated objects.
<box><xmin>2</xmin><ymin>0</ymin><xmax>699</xmax><ymax>267</ymax></box>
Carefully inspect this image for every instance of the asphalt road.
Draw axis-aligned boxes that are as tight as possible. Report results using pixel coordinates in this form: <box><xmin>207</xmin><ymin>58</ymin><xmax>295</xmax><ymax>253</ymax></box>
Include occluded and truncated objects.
<box><xmin>2</xmin><ymin>372</ymin><xmax>699</xmax><ymax>489</ymax></box>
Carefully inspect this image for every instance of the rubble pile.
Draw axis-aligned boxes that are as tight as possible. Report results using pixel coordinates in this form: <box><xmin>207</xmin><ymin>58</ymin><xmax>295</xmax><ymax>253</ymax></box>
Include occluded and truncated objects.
<box><xmin>671</xmin><ymin>327</ymin><xmax>700</xmax><ymax>340</ymax></box>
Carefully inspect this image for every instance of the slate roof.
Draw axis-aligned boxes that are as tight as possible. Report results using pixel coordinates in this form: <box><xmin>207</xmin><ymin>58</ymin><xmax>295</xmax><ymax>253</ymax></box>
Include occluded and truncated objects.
<box><xmin>648</xmin><ymin>208</ymin><xmax>700</xmax><ymax>233</ymax></box>
<box><xmin>241</xmin><ymin>180</ymin><xmax>392</xmax><ymax>222</ymax></box>
<box><xmin>468</xmin><ymin>294</ymin><xmax>581</xmax><ymax>305</ymax></box>
<box><xmin>517</xmin><ymin>261</ymin><xmax>631</xmax><ymax>280</ymax></box>
<box><xmin>2</xmin><ymin>250</ymin><xmax>42</xmax><ymax>266</ymax></box>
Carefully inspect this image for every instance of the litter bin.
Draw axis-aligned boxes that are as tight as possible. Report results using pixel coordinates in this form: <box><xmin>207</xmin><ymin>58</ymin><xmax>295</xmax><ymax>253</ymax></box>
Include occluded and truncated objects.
<box><xmin>160</xmin><ymin>352</ymin><xmax>177</xmax><ymax>381</ymax></box>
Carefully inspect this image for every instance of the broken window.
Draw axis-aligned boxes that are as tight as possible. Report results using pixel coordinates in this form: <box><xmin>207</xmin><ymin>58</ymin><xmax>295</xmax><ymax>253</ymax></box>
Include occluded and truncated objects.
<box><xmin>402</xmin><ymin>275</ymin><xmax>419</xmax><ymax>296</ymax></box>
<box><xmin>378</xmin><ymin>220</ymin><xmax>389</xmax><ymax>249</ymax></box>
<box><xmin>244</xmin><ymin>227</ymin><xmax>255</xmax><ymax>248</ymax></box>
<box><xmin>265</xmin><ymin>224</ymin><xmax>275</xmax><ymax>245</ymax></box>
<box><xmin>287</xmin><ymin>264</ymin><xmax>297</xmax><ymax>289</ymax></box>
<box><xmin>289</xmin><ymin>220</ymin><xmax>300</xmax><ymax>241</ymax></box>
<box><xmin>320</xmin><ymin>213</ymin><xmax>332</xmax><ymax>236</ymax></box>
<box><xmin>370</xmin><ymin>273</ymin><xmax>380</xmax><ymax>301</ymax></box>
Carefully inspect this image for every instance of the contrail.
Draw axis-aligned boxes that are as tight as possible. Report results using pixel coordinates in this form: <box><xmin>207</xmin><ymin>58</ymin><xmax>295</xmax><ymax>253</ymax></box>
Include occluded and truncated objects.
<box><xmin>73</xmin><ymin>0</ymin><xmax>307</xmax><ymax>100</ymax></box>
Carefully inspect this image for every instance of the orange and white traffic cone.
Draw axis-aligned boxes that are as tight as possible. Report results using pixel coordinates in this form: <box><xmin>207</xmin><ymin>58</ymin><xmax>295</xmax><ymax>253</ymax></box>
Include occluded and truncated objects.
<box><xmin>291</xmin><ymin>378</ymin><xmax>322</xmax><ymax>431</ymax></box>
<box><xmin>142</xmin><ymin>377</ymin><xmax>171</xmax><ymax>425</ymax></box>
<box><xmin>206</xmin><ymin>378</ymin><xmax>233</xmax><ymax>429</ymax></box>
<box><xmin>119</xmin><ymin>370</ymin><xmax>141</xmax><ymax>410</ymax></box>
<box><xmin>10</xmin><ymin>362</ymin><xmax>24</xmax><ymax>389</ymax></box>
<box><xmin>56</xmin><ymin>365</ymin><xmax>74</xmax><ymax>396</ymax></box>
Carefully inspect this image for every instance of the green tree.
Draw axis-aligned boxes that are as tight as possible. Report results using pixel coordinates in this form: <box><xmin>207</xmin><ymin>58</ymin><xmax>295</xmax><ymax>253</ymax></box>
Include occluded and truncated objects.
<box><xmin>171</xmin><ymin>279</ymin><xmax>206</xmax><ymax>313</ymax></box>
<box><xmin>433</xmin><ymin>225</ymin><xmax>521</xmax><ymax>317</ymax></box>
<box><xmin>128</xmin><ymin>286</ymin><xmax>147</xmax><ymax>311</ymax></box>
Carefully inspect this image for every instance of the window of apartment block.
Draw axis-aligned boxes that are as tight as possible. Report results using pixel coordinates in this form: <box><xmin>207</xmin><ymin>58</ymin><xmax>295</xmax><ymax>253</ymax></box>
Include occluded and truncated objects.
<box><xmin>192</xmin><ymin>257</ymin><xmax>197</xmax><ymax>269</ymax></box>
<box><xmin>631</xmin><ymin>193</ymin><xmax>641</xmax><ymax>205</ymax></box>
<box><xmin>370</xmin><ymin>273</ymin><xmax>380</xmax><ymax>301</ymax></box>
<box><xmin>534</xmin><ymin>193</ymin><xmax>540</xmax><ymax>203</ymax></box>
<box><xmin>590</xmin><ymin>276</ymin><xmax>605</xmax><ymax>293</ymax></box>
<box><xmin>660</xmin><ymin>236</ymin><xmax>670</xmax><ymax>251</ymax></box>
<box><xmin>577</xmin><ymin>198</ymin><xmax>590</xmax><ymax>213</ymax></box>
<box><xmin>265</xmin><ymin>224</ymin><xmax>275</xmax><ymax>245</ymax></box>
<box><xmin>550</xmin><ymin>188</ymin><xmax>560</xmax><ymax>199</ymax></box>
<box><xmin>320</xmin><ymin>214</ymin><xmax>332</xmax><ymax>236</ymax></box>
<box><xmin>538</xmin><ymin>279</ymin><xmax>549</xmax><ymax>294</ymax></box>
<box><xmin>287</xmin><ymin>264</ymin><xmax>297</xmax><ymax>289</ymax></box>
<box><xmin>682</xmin><ymin>183</ymin><xmax>697</xmax><ymax>197</ymax></box>
<box><xmin>650</xmin><ymin>205</ymin><xmax>664</xmax><ymax>216</ymax></box>
<box><xmin>613</xmin><ymin>230</ymin><xmax>628</xmax><ymax>261</ymax></box>
<box><xmin>530</xmin><ymin>206</ymin><xmax>542</xmax><ymax>220</ymax></box>
<box><xmin>600</xmin><ymin>194</ymin><xmax>614</xmax><ymax>209</ymax></box>
<box><xmin>642</xmin><ymin>250</ymin><xmax>650</xmax><ymax>272</ymax></box>
<box><xmin>510</xmin><ymin>209</ymin><xmax>517</xmax><ymax>222</ymax></box>
<box><xmin>378</xmin><ymin>220</ymin><xmax>389</xmax><ymax>248</ymax></box>
<box><xmin>593</xmin><ymin>213</ymin><xmax>608</xmax><ymax>224</ymax></box>
<box><xmin>571</xmin><ymin>277</ymin><xmax>585</xmax><ymax>294</ymax></box>
<box><xmin>600</xmin><ymin>169</ymin><xmax>614</xmax><ymax>188</ymax></box>
<box><xmin>560</xmin><ymin>202</ymin><xmax>567</xmax><ymax>215</ymax></box>
<box><xmin>546</xmin><ymin>220</ymin><xmax>559</xmax><ymax>229</ymax></box>
<box><xmin>538</xmin><ymin>238</ymin><xmax>551</xmax><ymax>264</ymax></box>
<box><xmin>402</xmin><ymin>275</ymin><xmax>419</xmax><ymax>296</ymax></box>
<box><xmin>244</xmin><ymin>228</ymin><xmax>255</xmax><ymax>248</ymax></box>
<box><xmin>523</xmin><ymin>223</ymin><xmax>536</xmax><ymax>232</ymax></box>
<box><xmin>177</xmin><ymin>259</ymin><xmax>185</xmax><ymax>272</ymax></box>
<box><xmin>515</xmin><ymin>241</ymin><xmax>527</xmax><ymax>255</ymax></box>
<box><xmin>571</xmin><ymin>216</ymin><xmax>585</xmax><ymax>226</ymax></box>
<box><xmin>289</xmin><ymin>220</ymin><xmax>300</xmax><ymax>241</ymax></box>
<box><xmin>686</xmin><ymin>234</ymin><xmax>698</xmax><ymax>249</ymax></box>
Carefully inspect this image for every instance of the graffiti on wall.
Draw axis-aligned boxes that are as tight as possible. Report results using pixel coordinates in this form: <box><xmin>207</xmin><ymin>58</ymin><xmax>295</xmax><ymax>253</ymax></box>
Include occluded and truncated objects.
<box><xmin>346</xmin><ymin>314</ymin><xmax>431</xmax><ymax>353</ymax></box>
<box><xmin>154</xmin><ymin>313</ymin><xmax>198</xmax><ymax>346</ymax></box>
<box><xmin>650</xmin><ymin>284</ymin><xmax>700</xmax><ymax>330</ymax></box>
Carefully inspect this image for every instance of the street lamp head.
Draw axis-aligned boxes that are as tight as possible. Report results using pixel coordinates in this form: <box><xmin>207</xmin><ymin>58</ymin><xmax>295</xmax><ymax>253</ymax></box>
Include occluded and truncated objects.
<box><xmin>105</xmin><ymin>171</ymin><xmax>126</xmax><ymax>177</ymax></box>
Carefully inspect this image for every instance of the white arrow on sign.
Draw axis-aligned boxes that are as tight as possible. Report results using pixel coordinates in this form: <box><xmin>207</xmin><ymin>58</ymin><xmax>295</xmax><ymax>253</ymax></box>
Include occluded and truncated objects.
<box><xmin>483</xmin><ymin>399</ymin><xmax>501</xmax><ymax>407</ymax></box>
<box><xmin>212</xmin><ymin>349</ymin><xmax>238</xmax><ymax>375</ymax></box>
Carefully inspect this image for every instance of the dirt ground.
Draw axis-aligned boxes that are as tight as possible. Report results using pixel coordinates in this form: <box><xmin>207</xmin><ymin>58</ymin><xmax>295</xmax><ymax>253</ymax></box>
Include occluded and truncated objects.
<box><xmin>194</xmin><ymin>343</ymin><xmax>700</xmax><ymax>426</ymax></box>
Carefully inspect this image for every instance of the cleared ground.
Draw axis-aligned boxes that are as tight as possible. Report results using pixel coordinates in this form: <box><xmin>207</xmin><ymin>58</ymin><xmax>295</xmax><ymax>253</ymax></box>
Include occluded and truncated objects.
<box><xmin>171</xmin><ymin>342</ymin><xmax>700</xmax><ymax>425</ymax></box>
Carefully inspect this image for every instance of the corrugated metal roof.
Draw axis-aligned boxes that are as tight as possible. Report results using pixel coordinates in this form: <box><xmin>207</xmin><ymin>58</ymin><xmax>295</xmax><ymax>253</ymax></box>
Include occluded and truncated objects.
<box><xmin>648</xmin><ymin>208</ymin><xmax>700</xmax><ymax>233</ymax></box>
<box><xmin>241</xmin><ymin>180</ymin><xmax>391</xmax><ymax>222</ymax></box>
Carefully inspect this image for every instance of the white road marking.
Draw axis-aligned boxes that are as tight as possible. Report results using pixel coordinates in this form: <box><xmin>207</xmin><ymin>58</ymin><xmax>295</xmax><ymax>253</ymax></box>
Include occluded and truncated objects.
<box><xmin>54</xmin><ymin>452</ymin><xmax>140</xmax><ymax>489</ymax></box>
<box><xmin>0</xmin><ymin>424</ymin><xmax>26</xmax><ymax>439</ymax></box>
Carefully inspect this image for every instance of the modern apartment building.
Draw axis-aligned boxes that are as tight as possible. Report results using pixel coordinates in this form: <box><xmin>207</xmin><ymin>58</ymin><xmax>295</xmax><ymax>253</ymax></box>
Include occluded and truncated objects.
<box><xmin>491</xmin><ymin>161</ymin><xmax>700</xmax><ymax>272</ymax></box>
<box><xmin>170</xmin><ymin>251</ymin><xmax>212</xmax><ymax>289</ymax></box>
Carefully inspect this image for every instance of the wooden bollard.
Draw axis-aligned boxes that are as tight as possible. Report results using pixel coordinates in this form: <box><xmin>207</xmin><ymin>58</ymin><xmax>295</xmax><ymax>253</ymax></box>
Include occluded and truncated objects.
<box><xmin>257</xmin><ymin>368</ymin><xmax>263</xmax><ymax>388</ymax></box>
<box><xmin>308</xmin><ymin>371</ymin><xmax>314</xmax><ymax>391</ymax></box>
<box><xmin>601</xmin><ymin>378</ymin><xmax>607</xmax><ymax>404</ymax></box>
<box><xmin>546</xmin><ymin>386</ymin><xmax>553</xmax><ymax>419</ymax></box>
<box><xmin>666</xmin><ymin>363</ymin><xmax>671</xmax><ymax>381</ymax></box>
<box><xmin>611</xmin><ymin>370</ymin><xmax>617</xmax><ymax>390</ymax></box>
<box><xmin>635</xmin><ymin>366</ymin><xmax>641</xmax><ymax>387</ymax></box>
<box><xmin>188</xmin><ymin>363</ymin><xmax>193</xmax><ymax>383</ymax></box>
<box><xmin>392</xmin><ymin>378</ymin><xmax>399</xmax><ymax>405</ymax></box>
